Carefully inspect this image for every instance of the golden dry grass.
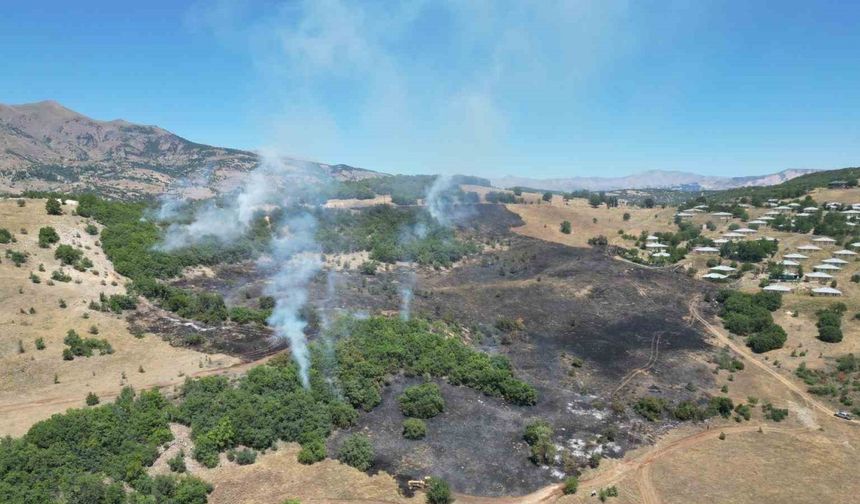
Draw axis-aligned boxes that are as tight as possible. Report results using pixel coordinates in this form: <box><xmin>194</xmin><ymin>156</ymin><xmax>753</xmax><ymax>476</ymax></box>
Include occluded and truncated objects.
<box><xmin>506</xmin><ymin>195</ymin><xmax>677</xmax><ymax>248</ymax></box>
<box><xmin>0</xmin><ymin>198</ymin><xmax>239</xmax><ymax>436</ymax></box>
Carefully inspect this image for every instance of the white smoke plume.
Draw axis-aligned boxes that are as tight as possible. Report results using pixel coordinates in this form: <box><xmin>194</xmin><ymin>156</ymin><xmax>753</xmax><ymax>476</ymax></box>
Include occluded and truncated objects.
<box><xmin>156</xmin><ymin>154</ymin><xmax>306</xmax><ymax>251</ymax></box>
<box><xmin>260</xmin><ymin>214</ymin><xmax>321</xmax><ymax>388</ymax></box>
<box><xmin>153</xmin><ymin>153</ymin><xmax>324</xmax><ymax>387</ymax></box>
<box><xmin>399</xmin><ymin>270</ymin><xmax>416</xmax><ymax>321</ymax></box>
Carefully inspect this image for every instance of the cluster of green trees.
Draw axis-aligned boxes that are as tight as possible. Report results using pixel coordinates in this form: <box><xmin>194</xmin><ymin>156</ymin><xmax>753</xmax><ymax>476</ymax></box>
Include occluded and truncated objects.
<box><xmin>329</xmin><ymin>174</ymin><xmax>489</xmax><ymax>205</ymax></box>
<box><xmin>485</xmin><ymin>191</ymin><xmax>520</xmax><ymax>203</ymax></box>
<box><xmin>0</xmin><ymin>387</ymin><xmax>213</xmax><ymax>503</ymax></box>
<box><xmin>719</xmin><ymin>239</ymin><xmax>779</xmax><ymax>263</ymax></box>
<box><xmin>55</xmin><ymin>244</ymin><xmax>93</xmax><ymax>271</ymax></box>
<box><xmin>717</xmin><ymin>290</ymin><xmax>786</xmax><ymax>353</ymax></box>
<box><xmin>315</xmin><ymin>205</ymin><xmax>477</xmax><ymax>267</ymax></box>
<box><xmin>634</xmin><ymin>395</ymin><xmax>735</xmax><ymax>422</ymax></box>
<box><xmin>336</xmin><ymin>317</ymin><xmax>537</xmax><ymax>411</ymax></box>
<box><xmin>62</xmin><ymin>329</ymin><xmax>113</xmax><ymax>360</ymax></box>
<box><xmin>707</xmin><ymin>167</ymin><xmax>860</xmax><ymax>203</ymax></box>
<box><xmin>816</xmin><ymin>303</ymin><xmax>846</xmax><ymax>343</ymax></box>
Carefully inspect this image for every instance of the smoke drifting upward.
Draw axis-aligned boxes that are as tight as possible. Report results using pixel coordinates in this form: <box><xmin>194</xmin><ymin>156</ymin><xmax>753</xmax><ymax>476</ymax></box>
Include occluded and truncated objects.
<box><xmin>260</xmin><ymin>214</ymin><xmax>321</xmax><ymax>388</ymax></box>
<box><xmin>153</xmin><ymin>154</ymin><xmax>324</xmax><ymax>387</ymax></box>
<box><xmin>399</xmin><ymin>270</ymin><xmax>416</xmax><ymax>321</ymax></box>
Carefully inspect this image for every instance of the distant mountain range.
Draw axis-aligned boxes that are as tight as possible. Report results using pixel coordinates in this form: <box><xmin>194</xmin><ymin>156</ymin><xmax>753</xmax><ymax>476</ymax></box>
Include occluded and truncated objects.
<box><xmin>0</xmin><ymin>101</ymin><xmax>380</xmax><ymax>198</ymax></box>
<box><xmin>491</xmin><ymin>169</ymin><xmax>820</xmax><ymax>193</ymax></box>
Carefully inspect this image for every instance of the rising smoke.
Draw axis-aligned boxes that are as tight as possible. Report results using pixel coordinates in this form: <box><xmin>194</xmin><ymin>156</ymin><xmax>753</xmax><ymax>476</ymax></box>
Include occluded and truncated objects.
<box><xmin>153</xmin><ymin>154</ymin><xmax>323</xmax><ymax>387</ymax></box>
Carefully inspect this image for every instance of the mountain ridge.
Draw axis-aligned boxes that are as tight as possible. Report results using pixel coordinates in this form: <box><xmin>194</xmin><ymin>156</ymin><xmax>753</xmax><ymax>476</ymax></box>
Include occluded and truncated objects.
<box><xmin>491</xmin><ymin>168</ymin><xmax>820</xmax><ymax>193</ymax></box>
<box><xmin>0</xmin><ymin>100</ymin><xmax>380</xmax><ymax>198</ymax></box>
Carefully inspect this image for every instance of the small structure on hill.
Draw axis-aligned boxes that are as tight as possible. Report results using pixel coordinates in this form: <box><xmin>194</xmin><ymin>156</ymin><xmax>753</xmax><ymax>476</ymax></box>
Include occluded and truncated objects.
<box><xmin>693</xmin><ymin>246</ymin><xmax>720</xmax><ymax>255</ymax></box>
<box><xmin>763</xmin><ymin>284</ymin><xmax>792</xmax><ymax>293</ymax></box>
<box><xmin>812</xmin><ymin>286</ymin><xmax>842</xmax><ymax>296</ymax></box>
<box><xmin>702</xmin><ymin>272</ymin><xmax>728</xmax><ymax>281</ymax></box>
<box><xmin>804</xmin><ymin>272</ymin><xmax>833</xmax><ymax>283</ymax></box>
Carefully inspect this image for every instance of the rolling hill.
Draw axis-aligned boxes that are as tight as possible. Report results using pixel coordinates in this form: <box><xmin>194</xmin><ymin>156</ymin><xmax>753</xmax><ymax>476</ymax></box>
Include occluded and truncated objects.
<box><xmin>0</xmin><ymin>101</ymin><xmax>380</xmax><ymax>198</ymax></box>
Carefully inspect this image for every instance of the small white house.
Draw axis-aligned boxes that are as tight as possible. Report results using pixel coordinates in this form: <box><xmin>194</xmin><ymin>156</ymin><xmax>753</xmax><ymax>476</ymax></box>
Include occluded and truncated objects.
<box><xmin>813</xmin><ymin>263</ymin><xmax>841</xmax><ymax>271</ymax></box>
<box><xmin>797</xmin><ymin>245</ymin><xmax>822</xmax><ymax>251</ymax></box>
<box><xmin>812</xmin><ymin>237</ymin><xmax>837</xmax><ymax>245</ymax></box>
<box><xmin>702</xmin><ymin>273</ymin><xmax>728</xmax><ymax>281</ymax></box>
<box><xmin>833</xmin><ymin>249</ymin><xmax>857</xmax><ymax>257</ymax></box>
<box><xmin>693</xmin><ymin>247</ymin><xmax>720</xmax><ymax>254</ymax></box>
<box><xmin>822</xmin><ymin>258</ymin><xmax>849</xmax><ymax>265</ymax></box>
<box><xmin>784</xmin><ymin>253</ymin><xmax>809</xmax><ymax>260</ymax></box>
<box><xmin>812</xmin><ymin>287</ymin><xmax>842</xmax><ymax>297</ymax></box>
<box><xmin>763</xmin><ymin>284</ymin><xmax>792</xmax><ymax>293</ymax></box>
<box><xmin>710</xmin><ymin>265</ymin><xmax>736</xmax><ymax>272</ymax></box>
<box><xmin>804</xmin><ymin>272</ymin><xmax>833</xmax><ymax>283</ymax></box>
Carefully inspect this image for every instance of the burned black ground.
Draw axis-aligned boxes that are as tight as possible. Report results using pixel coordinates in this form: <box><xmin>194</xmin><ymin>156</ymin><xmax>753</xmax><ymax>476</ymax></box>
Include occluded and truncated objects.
<box><xmin>149</xmin><ymin>204</ymin><xmax>721</xmax><ymax>496</ymax></box>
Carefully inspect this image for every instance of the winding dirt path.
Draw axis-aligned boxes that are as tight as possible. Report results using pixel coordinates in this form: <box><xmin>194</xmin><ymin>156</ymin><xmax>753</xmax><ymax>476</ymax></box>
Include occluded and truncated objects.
<box><xmin>688</xmin><ymin>300</ymin><xmax>839</xmax><ymax>419</ymax></box>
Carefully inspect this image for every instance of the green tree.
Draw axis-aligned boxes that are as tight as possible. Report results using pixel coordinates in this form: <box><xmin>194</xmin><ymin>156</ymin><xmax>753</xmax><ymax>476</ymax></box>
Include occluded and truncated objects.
<box><xmin>38</xmin><ymin>226</ymin><xmax>60</xmax><ymax>248</ymax></box>
<box><xmin>337</xmin><ymin>434</ymin><xmax>374</xmax><ymax>471</ymax></box>
<box><xmin>399</xmin><ymin>383</ymin><xmax>445</xmax><ymax>419</ymax></box>
<box><xmin>426</xmin><ymin>477</ymin><xmax>454</xmax><ymax>504</ymax></box>
<box><xmin>45</xmin><ymin>198</ymin><xmax>63</xmax><ymax>215</ymax></box>
<box><xmin>542</xmin><ymin>192</ymin><xmax>553</xmax><ymax>202</ymax></box>
<box><xmin>560</xmin><ymin>221</ymin><xmax>572</xmax><ymax>234</ymax></box>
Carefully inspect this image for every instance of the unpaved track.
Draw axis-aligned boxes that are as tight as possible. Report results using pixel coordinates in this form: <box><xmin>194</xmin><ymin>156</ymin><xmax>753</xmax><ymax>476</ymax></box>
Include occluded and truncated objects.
<box><xmin>688</xmin><ymin>299</ymin><xmax>843</xmax><ymax>420</ymax></box>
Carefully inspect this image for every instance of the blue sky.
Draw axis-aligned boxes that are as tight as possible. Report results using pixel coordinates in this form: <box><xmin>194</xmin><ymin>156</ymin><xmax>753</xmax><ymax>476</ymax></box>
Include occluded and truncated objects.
<box><xmin>2</xmin><ymin>1</ymin><xmax>858</xmax><ymax>178</ymax></box>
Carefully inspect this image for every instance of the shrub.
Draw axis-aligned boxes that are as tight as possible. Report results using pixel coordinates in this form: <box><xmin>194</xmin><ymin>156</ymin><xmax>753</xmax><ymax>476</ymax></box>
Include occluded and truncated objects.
<box><xmin>55</xmin><ymin>244</ymin><xmax>84</xmax><ymax>265</ymax></box>
<box><xmin>818</xmin><ymin>325</ymin><xmax>843</xmax><ymax>343</ymax></box>
<box><xmin>634</xmin><ymin>396</ymin><xmax>667</xmax><ymax>421</ymax></box>
<box><xmin>426</xmin><ymin>477</ymin><xmax>453</xmax><ymax>504</ymax></box>
<box><xmin>337</xmin><ymin>434</ymin><xmax>374</xmax><ymax>471</ymax></box>
<box><xmin>231</xmin><ymin>448</ymin><xmax>257</xmax><ymax>465</ymax></box>
<box><xmin>51</xmin><ymin>270</ymin><xmax>72</xmax><ymax>282</ymax></box>
<box><xmin>402</xmin><ymin>418</ymin><xmax>427</xmax><ymax>440</ymax></box>
<box><xmin>560</xmin><ymin>221</ymin><xmax>572</xmax><ymax>234</ymax></box>
<box><xmin>6</xmin><ymin>250</ymin><xmax>27</xmax><ymax>267</ymax></box>
<box><xmin>359</xmin><ymin>260</ymin><xmax>379</xmax><ymax>275</ymax></box>
<box><xmin>35</xmin><ymin>337</ymin><xmax>45</xmax><ymax>350</ymax></box>
<box><xmin>562</xmin><ymin>476</ymin><xmax>579</xmax><ymax>495</ymax></box>
<box><xmin>523</xmin><ymin>420</ymin><xmax>555</xmax><ymax>465</ymax></box>
<box><xmin>38</xmin><ymin>227</ymin><xmax>60</xmax><ymax>248</ymax></box>
<box><xmin>85</xmin><ymin>223</ymin><xmax>99</xmax><ymax>235</ymax></box>
<box><xmin>0</xmin><ymin>228</ymin><xmax>13</xmax><ymax>244</ymax></box>
<box><xmin>168</xmin><ymin>451</ymin><xmax>187</xmax><ymax>473</ymax></box>
<box><xmin>399</xmin><ymin>383</ymin><xmax>445</xmax><ymax>419</ymax></box>
<box><xmin>85</xmin><ymin>392</ymin><xmax>100</xmax><ymax>406</ymax></box>
<box><xmin>297</xmin><ymin>438</ymin><xmax>327</xmax><ymax>465</ymax></box>
<box><xmin>45</xmin><ymin>198</ymin><xmax>62</xmax><ymax>215</ymax></box>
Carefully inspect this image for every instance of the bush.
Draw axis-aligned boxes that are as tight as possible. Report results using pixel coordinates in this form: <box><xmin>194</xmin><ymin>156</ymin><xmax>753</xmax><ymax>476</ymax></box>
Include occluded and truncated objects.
<box><xmin>85</xmin><ymin>223</ymin><xmax>99</xmax><ymax>235</ymax></box>
<box><xmin>54</xmin><ymin>244</ymin><xmax>84</xmax><ymax>265</ymax></box>
<box><xmin>426</xmin><ymin>477</ymin><xmax>453</xmax><ymax>504</ymax></box>
<box><xmin>35</xmin><ymin>337</ymin><xmax>45</xmax><ymax>350</ymax></box>
<box><xmin>523</xmin><ymin>420</ymin><xmax>555</xmax><ymax>464</ymax></box>
<box><xmin>231</xmin><ymin>448</ymin><xmax>257</xmax><ymax>465</ymax></box>
<box><xmin>560</xmin><ymin>221</ymin><xmax>572</xmax><ymax>234</ymax></box>
<box><xmin>0</xmin><ymin>228</ymin><xmax>12</xmax><ymax>244</ymax></box>
<box><xmin>38</xmin><ymin>227</ymin><xmax>60</xmax><ymax>248</ymax></box>
<box><xmin>168</xmin><ymin>451</ymin><xmax>187</xmax><ymax>473</ymax></box>
<box><xmin>337</xmin><ymin>434</ymin><xmax>374</xmax><ymax>471</ymax></box>
<box><xmin>402</xmin><ymin>418</ymin><xmax>427</xmax><ymax>440</ymax></box>
<box><xmin>562</xmin><ymin>476</ymin><xmax>579</xmax><ymax>495</ymax></box>
<box><xmin>818</xmin><ymin>325</ymin><xmax>843</xmax><ymax>343</ymax></box>
<box><xmin>45</xmin><ymin>198</ymin><xmax>62</xmax><ymax>215</ymax></box>
<box><xmin>399</xmin><ymin>383</ymin><xmax>445</xmax><ymax>419</ymax></box>
<box><xmin>634</xmin><ymin>396</ymin><xmax>667</xmax><ymax>421</ymax></box>
<box><xmin>85</xmin><ymin>392</ymin><xmax>100</xmax><ymax>406</ymax></box>
<box><xmin>51</xmin><ymin>270</ymin><xmax>72</xmax><ymax>282</ymax></box>
<box><xmin>297</xmin><ymin>438</ymin><xmax>327</xmax><ymax>465</ymax></box>
<box><xmin>359</xmin><ymin>260</ymin><xmax>379</xmax><ymax>275</ymax></box>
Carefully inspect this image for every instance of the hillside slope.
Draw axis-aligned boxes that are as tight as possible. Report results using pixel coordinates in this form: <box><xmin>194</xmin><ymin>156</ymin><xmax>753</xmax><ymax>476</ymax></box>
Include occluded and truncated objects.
<box><xmin>0</xmin><ymin>101</ymin><xmax>380</xmax><ymax>198</ymax></box>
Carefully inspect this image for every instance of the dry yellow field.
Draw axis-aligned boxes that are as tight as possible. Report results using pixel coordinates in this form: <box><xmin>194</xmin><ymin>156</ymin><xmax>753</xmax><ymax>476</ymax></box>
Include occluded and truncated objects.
<box><xmin>506</xmin><ymin>195</ymin><xmax>678</xmax><ymax>248</ymax></box>
<box><xmin>0</xmin><ymin>198</ymin><xmax>239</xmax><ymax>436</ymax></box>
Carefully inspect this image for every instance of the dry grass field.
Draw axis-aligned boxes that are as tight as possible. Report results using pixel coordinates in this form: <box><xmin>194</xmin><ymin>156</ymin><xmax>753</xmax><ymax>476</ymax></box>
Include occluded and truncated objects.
<box><xmin>506</xmin><ymin>194</ymin><xmax>678</xmax><ymax>248</ymax></box>
<box><xmin>0</xmin><ymin>198</ymin><xmax>239</xmax><ymax>436</ymax></box>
